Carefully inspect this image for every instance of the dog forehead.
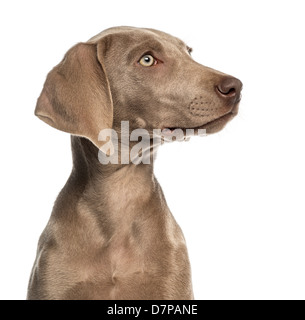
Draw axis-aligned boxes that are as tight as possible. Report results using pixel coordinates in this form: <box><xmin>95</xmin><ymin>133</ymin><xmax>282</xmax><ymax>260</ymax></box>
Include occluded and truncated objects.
<box><xmin>88</xmin><ymin>26</ymin><xmax>186</xmax><ymax>49</ymax></box>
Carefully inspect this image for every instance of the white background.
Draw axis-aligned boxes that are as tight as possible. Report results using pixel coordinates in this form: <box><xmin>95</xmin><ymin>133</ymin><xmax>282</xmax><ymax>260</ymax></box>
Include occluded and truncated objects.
<box><xmin>0</xmin><ymin>0</ymin><xmax>304</xmax><ymax>300</ymax></box>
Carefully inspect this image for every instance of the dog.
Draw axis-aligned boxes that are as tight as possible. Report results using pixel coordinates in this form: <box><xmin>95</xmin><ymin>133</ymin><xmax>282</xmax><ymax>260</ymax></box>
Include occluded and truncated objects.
<box><xmin>28</xmin><ymin>26</ymin><xmax>242</xmax><ymax>300</ymax></box>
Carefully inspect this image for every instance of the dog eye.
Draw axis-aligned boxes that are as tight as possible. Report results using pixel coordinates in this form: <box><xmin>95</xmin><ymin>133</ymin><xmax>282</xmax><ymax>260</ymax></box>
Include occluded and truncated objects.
<box><xmin>187</xmin><ymin>46</ymin><xmax>193</xmax><ymax>55</ymax></box>
<box><xmin>139</xmin><ymin>54</ymin><xmax>156</xmax><ymax>67</ymax></box>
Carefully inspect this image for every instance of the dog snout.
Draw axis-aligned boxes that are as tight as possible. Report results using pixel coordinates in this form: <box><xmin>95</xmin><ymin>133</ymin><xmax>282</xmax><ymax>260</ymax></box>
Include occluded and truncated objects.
<box><xmin>216</xmin><ymin>77</ymin><xmax>242</xmax><ymax>103</ymax></box>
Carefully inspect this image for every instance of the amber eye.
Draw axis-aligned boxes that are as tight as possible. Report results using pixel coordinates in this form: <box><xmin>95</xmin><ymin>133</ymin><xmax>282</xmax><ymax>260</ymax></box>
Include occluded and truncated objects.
<box><xmin>139</xmin><ymin>54</ymin><xmax>156</xmax><ymax>67</ymax></box>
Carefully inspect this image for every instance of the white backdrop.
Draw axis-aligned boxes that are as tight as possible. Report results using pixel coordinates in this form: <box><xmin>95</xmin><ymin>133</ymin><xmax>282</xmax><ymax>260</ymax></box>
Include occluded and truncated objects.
<box><xmin>1</xmin><ymin>0</ymin><xmax>304</xmax><ymax>300</ymax></box>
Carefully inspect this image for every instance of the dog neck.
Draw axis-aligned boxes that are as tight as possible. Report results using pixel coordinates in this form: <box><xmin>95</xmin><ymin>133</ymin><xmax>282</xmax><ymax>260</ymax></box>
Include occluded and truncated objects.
<box><xmin>69</xmin><ymin>136</ymin><xmax>169</xmax><ymax>241</ymax></box>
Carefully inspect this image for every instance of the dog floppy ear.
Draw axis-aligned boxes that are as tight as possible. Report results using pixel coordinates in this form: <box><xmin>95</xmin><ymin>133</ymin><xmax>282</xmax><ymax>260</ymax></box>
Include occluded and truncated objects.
<box><xmin>35</xmin><ymin>42</ymin><xmax>113</xmax><ymax>149</ymax></box>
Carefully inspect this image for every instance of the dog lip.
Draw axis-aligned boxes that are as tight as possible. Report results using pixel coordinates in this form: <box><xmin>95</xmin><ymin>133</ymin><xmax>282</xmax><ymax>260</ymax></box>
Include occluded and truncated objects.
<box><xmin>198</xmin><ymin>111</ymin><xmax>235</xmax><ymax>129</ymax></box>
<box><xmin>162</xmin><ymin>111</ymin><xmax>236</xmax><ymax>133</ymax></box>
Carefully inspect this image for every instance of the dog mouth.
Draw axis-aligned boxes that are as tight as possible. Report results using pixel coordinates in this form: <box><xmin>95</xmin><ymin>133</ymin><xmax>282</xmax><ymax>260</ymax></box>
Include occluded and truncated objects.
<box><xmin>162</xmin><ymin>109</ymin><xmax>238</xmax><ymax>137</ymax></box>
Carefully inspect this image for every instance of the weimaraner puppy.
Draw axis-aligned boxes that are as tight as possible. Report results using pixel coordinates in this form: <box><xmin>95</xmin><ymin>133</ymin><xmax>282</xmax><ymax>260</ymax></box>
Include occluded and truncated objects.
<box><xmin>28</xmin><ymin>26</ymin><xmax>242</xmax><ymax>300</ymax></box>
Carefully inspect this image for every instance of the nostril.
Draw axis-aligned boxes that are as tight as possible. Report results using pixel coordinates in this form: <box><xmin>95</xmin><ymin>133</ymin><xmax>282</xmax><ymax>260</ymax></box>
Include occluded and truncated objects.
<box><xmin>217</xmin><ymin>77</ymin><xmax>242</xmax><ymax>98</ymax></box>
<box><xmin>217</xmin><ymin>85</ymin><xmax>236</xmax><ymax>97</ymax></box>
<box><xmin>226</xmin><ymin>88</ymin><xmax>236</xmax><ymax>96</ymax></box>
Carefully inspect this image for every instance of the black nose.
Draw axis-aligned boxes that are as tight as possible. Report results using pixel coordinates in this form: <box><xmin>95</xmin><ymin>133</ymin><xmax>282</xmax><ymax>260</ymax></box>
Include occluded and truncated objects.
<box><xmin>216</xmin><ymin>77</ymin><xmax>242</xmax><ymax>102</ymax></box>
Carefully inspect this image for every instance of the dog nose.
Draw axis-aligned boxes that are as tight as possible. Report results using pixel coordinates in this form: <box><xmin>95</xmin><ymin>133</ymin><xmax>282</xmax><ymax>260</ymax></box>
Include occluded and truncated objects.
<box><xmin>216</xmin><ymin>77</ymin><xmax>242</xmax><ymax>102</ymax></box>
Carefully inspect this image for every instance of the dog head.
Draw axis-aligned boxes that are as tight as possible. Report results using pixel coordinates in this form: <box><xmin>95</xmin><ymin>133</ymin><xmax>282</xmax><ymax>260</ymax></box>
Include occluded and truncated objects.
<box><xmin>35</xmin><ymin>26</ymin><xmax>242</xmax><ymax>148</ymax></box>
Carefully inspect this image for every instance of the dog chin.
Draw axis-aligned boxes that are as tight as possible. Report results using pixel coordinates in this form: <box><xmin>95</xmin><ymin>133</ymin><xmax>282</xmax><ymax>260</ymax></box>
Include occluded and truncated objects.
<box><xmin>202</xmin><ymin>103</ymin><xmax>239</xmax><ymax>134</ymax></box>
<box><xmin>203</xmin><ymin>112</ymin><xmax>237</xmax><ymax>134</ymax></box>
